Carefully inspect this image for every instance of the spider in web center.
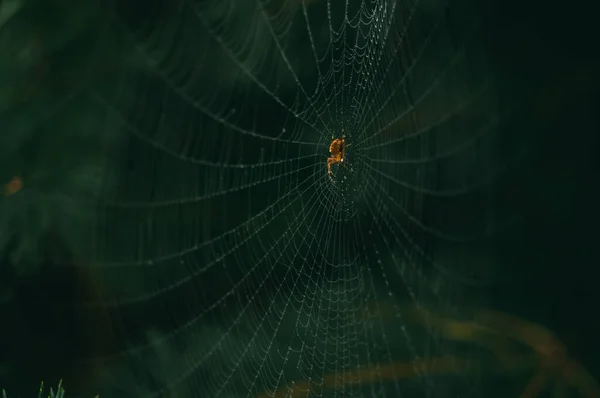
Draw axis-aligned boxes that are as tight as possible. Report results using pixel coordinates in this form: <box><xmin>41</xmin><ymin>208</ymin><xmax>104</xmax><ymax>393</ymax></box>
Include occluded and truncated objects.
<box><xmin>327</xmin><ymin>128</ymin><xmax>350</xmax><ymax>182</ymax></box>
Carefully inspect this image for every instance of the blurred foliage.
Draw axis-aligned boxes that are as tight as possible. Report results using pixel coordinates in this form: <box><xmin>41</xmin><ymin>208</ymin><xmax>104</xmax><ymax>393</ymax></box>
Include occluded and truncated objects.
<box><xmin>0</xmin><ymin>0</ymin><xmax>132</xmax><ymax>279</ymax></box>
<box><xmin>0</xmin><ymin>0</ymin><xmax>131</xmax><ymax>391</ymax></box>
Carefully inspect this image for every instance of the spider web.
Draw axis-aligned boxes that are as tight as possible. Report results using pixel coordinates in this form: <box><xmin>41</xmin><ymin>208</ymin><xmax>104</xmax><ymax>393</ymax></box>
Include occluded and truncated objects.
<box><xmin>83</xmin><ymin>0</ymin><xmax>515</xmax><ymax>396</ymax></box>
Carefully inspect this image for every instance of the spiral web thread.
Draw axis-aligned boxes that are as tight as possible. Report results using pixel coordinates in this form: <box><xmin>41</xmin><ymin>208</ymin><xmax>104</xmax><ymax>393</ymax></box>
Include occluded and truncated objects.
<box><xmin>84</xmin><ymin>0</ymin><xmax>510</xmax><ymax>396</ymax></box>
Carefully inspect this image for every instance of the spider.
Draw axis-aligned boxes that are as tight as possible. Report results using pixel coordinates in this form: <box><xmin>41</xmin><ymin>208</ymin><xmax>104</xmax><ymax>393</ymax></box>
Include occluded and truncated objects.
<box><xmin>327</xmin><ymin>128</ymin><xmax>350</xmax><ymax>182</ymax></box>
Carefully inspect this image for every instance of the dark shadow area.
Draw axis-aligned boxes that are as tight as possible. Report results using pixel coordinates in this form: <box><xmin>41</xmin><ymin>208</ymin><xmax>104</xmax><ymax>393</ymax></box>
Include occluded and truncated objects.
<box><xmin>481</xmin><ymin>0</ymin><xmax>599</xmax><ymax>378</ymax></box>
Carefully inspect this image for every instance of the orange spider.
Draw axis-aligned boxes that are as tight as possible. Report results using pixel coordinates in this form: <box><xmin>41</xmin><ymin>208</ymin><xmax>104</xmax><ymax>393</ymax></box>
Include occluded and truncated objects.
<box><xmin>327</xmin><ymin>128</ymin><xmax>349</xmax><ymax>182</ymax></box>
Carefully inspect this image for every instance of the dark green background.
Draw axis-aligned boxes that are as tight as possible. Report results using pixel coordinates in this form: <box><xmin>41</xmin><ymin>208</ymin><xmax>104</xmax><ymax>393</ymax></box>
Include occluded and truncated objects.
<box><xmin>0</xmin><ymin>0</ymin><xmax>597</xmax><ymax>396</ymax></box>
